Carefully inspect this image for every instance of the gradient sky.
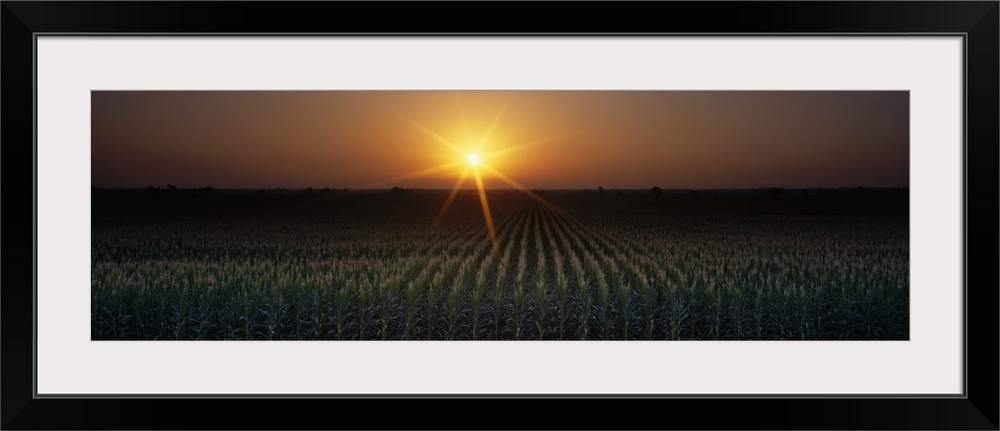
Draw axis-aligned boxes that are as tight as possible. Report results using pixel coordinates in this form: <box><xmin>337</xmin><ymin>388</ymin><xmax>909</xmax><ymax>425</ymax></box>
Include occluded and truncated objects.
<box><xmin>92</xmin><ymin>91</ymin><xmax>908</xmax><ymax>190</ymax></box>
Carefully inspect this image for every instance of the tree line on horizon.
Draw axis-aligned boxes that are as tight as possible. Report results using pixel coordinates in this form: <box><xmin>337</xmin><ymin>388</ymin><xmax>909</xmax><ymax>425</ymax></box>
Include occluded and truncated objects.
<box><xmin>96</xmin><ymin>184</ymin><xmax>905</xmax><ymax>198</ymax></box>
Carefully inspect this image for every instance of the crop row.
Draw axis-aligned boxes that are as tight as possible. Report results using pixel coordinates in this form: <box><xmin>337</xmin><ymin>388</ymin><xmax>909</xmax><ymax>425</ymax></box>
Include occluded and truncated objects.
<box><xmin>93</xmin><ymin>194</ymin><xmax>908</xmax><ymax>340</ymax></box>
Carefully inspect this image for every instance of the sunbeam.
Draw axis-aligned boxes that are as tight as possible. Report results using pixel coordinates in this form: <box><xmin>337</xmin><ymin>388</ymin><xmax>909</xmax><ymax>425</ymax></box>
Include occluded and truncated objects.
<box><xmin>479</xmin><ymin>162</ymin><xmax>578</xmax><ymax>221</ymax></box>
<box><xmin>433</xmin><ymin>165</ymin><xmax>472</xmax><ymax>227</ymax></box>
<box><xmin>456</xmin><ymin>93</ymin><xmax>472</xmax><ymax>146</ymax></box>
<box><xmin>477</xmin><ymin>92</ymin><xmax>516</xmax><ymax>154</ymax></box>
<box><xmin>473</xmin><ymin>166</ymin><xmax>499</xmax><ymax>255</ymax></box>
<box><xmin>481</xmin><ymin>131</ymin><xmax>577</xmax><ymax>160</ymax></box>
<box><xmin>370</xmin><ymin>92</ymin><xmax>571</xmax><ymax>256</ymax></box>
<box><xmin>362</xmin><ymin>160</ymin><xmax>464</xmax><ymax>189</ymax></box>
<box><xmin>372</xmin><ymin>98</ymin><xmax>467</xmax><ymax>156</ymax></box>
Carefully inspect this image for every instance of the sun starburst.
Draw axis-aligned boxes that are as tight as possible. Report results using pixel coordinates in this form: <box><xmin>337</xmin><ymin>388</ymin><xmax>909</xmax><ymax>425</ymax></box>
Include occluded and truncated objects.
<box><xmin>369</xmin><ymin>93</ymin><xmax>574</xmax><ymax>256</ymax></box>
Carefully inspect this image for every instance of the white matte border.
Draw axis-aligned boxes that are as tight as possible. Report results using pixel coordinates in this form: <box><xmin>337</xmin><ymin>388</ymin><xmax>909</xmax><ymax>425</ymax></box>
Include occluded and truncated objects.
<box><xmin>36</xmin><ymin>36</ymin><xmax>963</xmax><ymax>395</ymax></box>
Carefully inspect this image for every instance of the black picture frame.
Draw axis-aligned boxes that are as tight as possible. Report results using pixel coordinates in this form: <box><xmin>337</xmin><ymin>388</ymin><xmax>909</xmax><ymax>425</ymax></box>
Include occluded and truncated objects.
<box><xmin>3</xmin><ymin>2</ymin><xmax>997</xmax><ymax>429</ymax></box>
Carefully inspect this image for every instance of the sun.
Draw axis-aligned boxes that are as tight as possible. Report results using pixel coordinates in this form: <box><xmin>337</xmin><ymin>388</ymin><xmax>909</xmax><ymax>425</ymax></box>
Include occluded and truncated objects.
<box><xmin>370</xmin><ymin>93</ymin><xmax>574</xmax><ymax>257</ymax></box>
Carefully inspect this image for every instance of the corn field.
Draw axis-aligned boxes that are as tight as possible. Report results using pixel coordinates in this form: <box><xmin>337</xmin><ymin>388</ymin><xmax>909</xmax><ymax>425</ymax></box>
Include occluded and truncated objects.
<box><xmin>92</xmin><ymin>190</ymin><xmax>908</xmax><ymax>340</ymax></box>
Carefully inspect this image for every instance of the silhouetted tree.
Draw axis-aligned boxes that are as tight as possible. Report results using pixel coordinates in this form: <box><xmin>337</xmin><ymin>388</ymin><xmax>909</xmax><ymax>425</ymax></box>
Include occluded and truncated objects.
<box><xmin>651</xmin><ymin>186</ymin><xmax>663</xmax><ymax>198</ymax></box>
<box><xmin>165</xmin><ymin>184</ymin><xmax>178</xmax><ymax>194</ymax></box>
<box><xmin>303</xmin><ymin>187</ymin><xmax>315</xmax><ymax>194</ymax></box>
<box><xmin>598</xmin><ymin>186</ymin><xmax>605</xmax><ymax>194</ymax></box>
<box><xmin>186</xmin><ymin>186</ymin><xmax>217</xmax><ymax>193</ymax></box>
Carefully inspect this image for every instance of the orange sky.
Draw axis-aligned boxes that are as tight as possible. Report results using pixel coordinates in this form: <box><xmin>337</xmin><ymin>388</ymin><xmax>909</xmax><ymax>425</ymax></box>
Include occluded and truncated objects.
<box><xmin>92</xmin><ymin>91</ymin><xmax>908</xmax><ymax>190</ymax></box>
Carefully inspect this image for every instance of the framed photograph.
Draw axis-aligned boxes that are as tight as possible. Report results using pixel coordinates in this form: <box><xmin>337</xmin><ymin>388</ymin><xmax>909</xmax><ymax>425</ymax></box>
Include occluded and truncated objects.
<box><xmin>4</xmin><ymin>2</ymin><xmax>997</xmax><ymax>429</ymax></box>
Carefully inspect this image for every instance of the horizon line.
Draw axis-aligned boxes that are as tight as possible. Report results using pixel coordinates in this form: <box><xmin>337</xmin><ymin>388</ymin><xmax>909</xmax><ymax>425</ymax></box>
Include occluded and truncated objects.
<box><xmin>92</xmin><ymin>186</ymin><xmax>911</xmax><ymax>191</ymax></box>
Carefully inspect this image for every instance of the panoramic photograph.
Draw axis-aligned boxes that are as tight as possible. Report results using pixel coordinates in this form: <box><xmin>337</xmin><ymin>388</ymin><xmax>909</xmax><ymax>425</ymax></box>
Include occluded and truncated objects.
<box><xmin>91</xmin><ymin>90</ymin><xmax>909</xmax><ymax>340</ymax></box>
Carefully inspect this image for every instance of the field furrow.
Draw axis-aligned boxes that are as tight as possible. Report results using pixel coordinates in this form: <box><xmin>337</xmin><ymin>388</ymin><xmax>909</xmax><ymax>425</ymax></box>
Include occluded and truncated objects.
<box><xmin>93</xmin><ymin>190</ymin><xmax>908</xmax><ymax>340</ymax></box>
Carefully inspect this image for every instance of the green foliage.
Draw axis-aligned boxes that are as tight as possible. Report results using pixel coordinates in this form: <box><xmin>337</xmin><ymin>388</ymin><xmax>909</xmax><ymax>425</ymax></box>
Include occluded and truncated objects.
<box><xmin>92</xmin><ymin>192</ymin><xmax>908</xmax><ymax>340</ymax></box>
